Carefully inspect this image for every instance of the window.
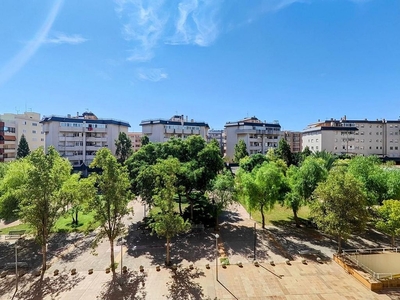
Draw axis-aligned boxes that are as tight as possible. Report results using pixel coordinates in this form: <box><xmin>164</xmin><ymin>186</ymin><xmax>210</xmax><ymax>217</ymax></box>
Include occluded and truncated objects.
<box><xmin>390</xmin><ymin>147</ymin><xmax>393</xmax><ymax>150</ymax></box>
<box><xmin>360</xmin><ymin>132</ymin><xmax>364</xmax><ymax>135</ymax></box>
<box><xmin>32</xmin><ymin>123</ymin><xmax>38</xmax><ymax>126</ymax></box>
<box><xmin>32</xmin><ymin>130</ymin><xmax>36</xmax><ymax>134</ymax></box>
<box><xmin>376</xmin><ymin>147</ymin><xmax>379</xmax><ymax>150</ymax></box>
<box><xmin>390</xmin><ymin>132</ymin><xmax>393</xmax><ymax>135</ymax></box>
<box><xmin>369</xmin><ymin>132</ymin><xmax>372</xmax><ymax>135</ymax></box>
<box><xmin>396</xmin><ymin>147</ymin><xmax>399</xmax><ymax>150</ymax></box>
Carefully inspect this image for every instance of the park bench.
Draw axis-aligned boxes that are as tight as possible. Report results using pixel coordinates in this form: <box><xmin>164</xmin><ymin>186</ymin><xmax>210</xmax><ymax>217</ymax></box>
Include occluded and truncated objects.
<box><xmin>5</xmin><ymin>230</ymin><xmax>26</xmax><ymax>240</ymax></box>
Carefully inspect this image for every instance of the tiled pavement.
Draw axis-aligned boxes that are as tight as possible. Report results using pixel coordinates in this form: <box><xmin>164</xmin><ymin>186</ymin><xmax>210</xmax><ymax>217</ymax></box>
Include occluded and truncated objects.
<box><xmin>2</xmin><ymin>260</ymin><xmax>396</xmax><ymax>299</ymax></box>
<box><xmin>1</xmin><ymin>201</ymin><xmax>400</xmax><ymax>299</ymax></box>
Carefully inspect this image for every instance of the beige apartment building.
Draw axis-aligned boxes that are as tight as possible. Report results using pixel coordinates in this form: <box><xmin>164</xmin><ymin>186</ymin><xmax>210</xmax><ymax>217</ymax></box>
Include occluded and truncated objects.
<box><xmin>41</xmin><ymin>112</ymin><xmax>130</xmax><ymax>167</ymax></box>
<box><xmin>224</xmin><ymin>116</ymin><xmax>282</xmax><ymax>161</ymax></box>
<box><xmin>0</xmin><ymin>111</ymin><xmax>44</xmax><ymax>162</ymax></box>
<box><xmin>284</xmin><ymin>131</ymin><xmax>302</xmax><ymax>153</ymax></box>
<box><xmin>127</xmin><ymin>132</ymin><xmax>143</xmax><ymax>152</ymax></box>
<box><xmin>207</xmin><ymin>129</ymin><xmax>225</xmax><ymax>155</ymax></box>
<box><xmin>302</xmin><ymin>116</ymin><xmax>400</xmax><ymax>158</ymax></box>
<box><xmin>140</xmin><ymin>115</ymin><xmax>209</xmax><ymax>143</ymax></box>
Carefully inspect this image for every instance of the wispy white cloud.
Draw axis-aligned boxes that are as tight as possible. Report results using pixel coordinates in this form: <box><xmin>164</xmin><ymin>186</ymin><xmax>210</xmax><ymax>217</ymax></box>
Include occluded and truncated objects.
<box><xmin>45</xmin><ymin>32</ymin><xmax>87</xmax><ymax>44</ymax></box>
<box><xmin>114</xmin><ymin>0</ymin><xmax>223</xmax><ymax>62</ymax></box>
<box><xmin>0</xmin><ymin>0</ymin><xmax>63</xmax><ymax>86</ymax></box>
<box><xmin>115</xmin><ymin>0</ymin><xmax>167</xmax><ymax>62</ymax></box>
<box><xmin>168</xmin><ymin>0</ymin><xmax>222</xmax><ymax>46</ymax></box>
<box><xmin>136</xmin><ymin>68</ymin><xmax>168</xmax><ymax>82</ymax></box>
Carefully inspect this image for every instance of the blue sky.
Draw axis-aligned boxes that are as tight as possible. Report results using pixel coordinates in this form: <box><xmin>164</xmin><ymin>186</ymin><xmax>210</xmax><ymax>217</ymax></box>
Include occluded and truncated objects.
<box><xmin>0</xmin><ymin>0</ymin><xmax>399</xmax><ymax>131</ymax></box>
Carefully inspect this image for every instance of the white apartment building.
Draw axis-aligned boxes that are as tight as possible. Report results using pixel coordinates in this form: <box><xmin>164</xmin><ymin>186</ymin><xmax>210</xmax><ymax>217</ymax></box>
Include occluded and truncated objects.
<box><xmin>302</xmin><ymin>116</ymin><xmax>400</xmax><ymax>158</ymax></box>
<box><xmin>224</xmin><ymin>116</ymin><xmax>282</xmax><ymax>161</ymax></box>
<box><xmin>140</xmin><ymin>115</ymin><xmax>209</xmax><ymax>143</ymax></box>
<box><xmin>41</xmin><ymin>112</ymin><xmax>130</xmax><ymax>167</ymax></box>
<box><xmin>127</xmin><ymin>132</ymin><xmax>143</xmax><ymax>152</ymax></box>
<box><xmin>0</xmin><ymin>111</ymin><xmax>44</xmax><ymax>161</ymax></box>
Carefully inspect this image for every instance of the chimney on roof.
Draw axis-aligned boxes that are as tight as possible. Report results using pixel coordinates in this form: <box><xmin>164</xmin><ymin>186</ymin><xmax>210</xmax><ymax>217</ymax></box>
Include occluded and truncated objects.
<box><xmin>77</xmin><ymin>112</ymin><xmax>79</xmax><ymax>117</ymax></box>
<box><xmin>343</xmin><ymin>115</ymin><xmax>347</xmax><ymax>121</ymax></box>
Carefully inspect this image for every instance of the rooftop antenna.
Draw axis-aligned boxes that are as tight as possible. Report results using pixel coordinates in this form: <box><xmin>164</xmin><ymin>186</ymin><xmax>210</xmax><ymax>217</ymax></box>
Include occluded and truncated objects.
<box><xmin>15</xmin><ymin>107</ymin><xmax>20</xmax><ymax>114</ymax></box>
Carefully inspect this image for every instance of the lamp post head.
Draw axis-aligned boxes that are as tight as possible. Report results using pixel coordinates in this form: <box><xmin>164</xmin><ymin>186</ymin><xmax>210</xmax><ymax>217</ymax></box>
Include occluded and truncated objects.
<box><xmin>215</xmin><ymin>234</ymin><xmax>219</xmax><ymax>239</ymax></box>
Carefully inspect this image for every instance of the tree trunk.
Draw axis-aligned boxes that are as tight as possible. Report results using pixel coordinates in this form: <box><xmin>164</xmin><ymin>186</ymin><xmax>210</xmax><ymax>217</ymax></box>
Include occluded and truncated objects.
<box><xmin>190</xmin><ymin>199</ymin><xmax>194</xmax><ymax>221</ymax></box>
<box><xmin>178</xmin><ymin>194</ymin><xmax>182</xmax><ymax>215</ymax></box>
<box><xmin>260</xmin><ymin>205</ymin><xmax>265</xmax><ymax>229</ymax></box>
<box><xmin>41</xmin><ymin>243</ymin><xmax>47</xmax><ymax>276</ymax></box>
<box><xmin>75</xmin><ymin>210</ymin><xmax>79</xmax><ymax>225</ymax></box>
<box><xmin>110</xmin><ymin>239</ymin><xmax>115</xmax><ymax>275</ymax></box>
<box><xmin>292</xmin><ymin>207</ymin><xmax>300</xmax><ymax>228</ymax></box>
<box><xmin>166</xmin><ymin>238</ymin><xmax>171</xmax><ymax>266</ymax></box>
<box><xmin>337</xmin><ymin>235</ymin><xmax>342</xmax><ymax>254</ymax></box>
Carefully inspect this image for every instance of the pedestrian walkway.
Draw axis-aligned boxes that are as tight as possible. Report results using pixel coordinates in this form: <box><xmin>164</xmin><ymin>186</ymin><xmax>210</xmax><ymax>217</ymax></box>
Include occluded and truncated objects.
<box><xmin>1</xmin><ymin>200</ymin><xmax>398</xmax><ymax>299</ymax></box>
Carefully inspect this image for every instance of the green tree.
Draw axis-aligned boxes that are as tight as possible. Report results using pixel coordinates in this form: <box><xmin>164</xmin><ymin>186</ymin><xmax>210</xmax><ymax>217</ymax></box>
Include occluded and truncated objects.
<box><xmin>234</xmin><ymin>140</ymin><xmax>248</xmax><ymax>163</ymax></box>
<box><xmin>301</xmin><ymin>146</ymin><xmax>312</xmax><ymax>161</ymax></box>
<box><xmin>57</xmin><ymin>173</ymin><xmax>96</xmax><ymax>225</ymax></box>
<box><xmin>276</xmin><ymin>139</ymin><xmax>292</xmax><ymax>167</ymax></box>
<box><xmin>207</xmin><ymin>170</ymin><xmax>236</xmax><ymax>231</ymax></box>
<box><xmin>347</xmin><ymin>156</ymin><xmax>388</xmax><ymax>205</ymax></box>
<box><xmin>16</xmin><ymin>134</ymin><xmax>30</xmax><ymax>159</ymax></box>
<box><xmin>312</xmin><ymin>150</ymin><xmax>337</xmax><ymax>171</ymax></box>
<box><xmin>89</xmin><ymin>148</ymin><xmax>132</xmax><ymax>275</ymax></box>
<box><xmin>141</xmin><ymin>135</ymin><xmax>150</xmax><ymax>146</ymax></box>
<box><xmin>376</xmin><ymin>200</ymin><xmax>400</xmax><ymax>247</ymax></box>
<box><xmin>285</xmin><ymin>157</ymin><xmax>327</xmax><ymax>227</ymax></box>
<box><xmin>18</xmin><ymin>147</ymin><xmax>72</xmax><ymax>274</ymax></box>
<box><xmin>0</xmin><ymin>159</ymin><xmax>30</xmax><ymax>220</ymax></box>
<box><xmin>238</xmin><ymin>162</ymin><xmax>287</xmax><ymax>228</ymax></box>
<box><xmin>115</xmin><ymin>132</ymin><xmax>133</xmax><ymax>164</ymax></box>
<box><xmin>239</xmin><ymin>153</ymin><xmax>268</xmax><ymax>173</ymax></box>
<box><xmin>149</xmin><ymin>158</ymin><xmax>190</xmax><ymax>265</ymax></box>
<box><xmin>311</xmin><ymin>167</ymin><xmax>368</xmax><ymax>253</ymax></box>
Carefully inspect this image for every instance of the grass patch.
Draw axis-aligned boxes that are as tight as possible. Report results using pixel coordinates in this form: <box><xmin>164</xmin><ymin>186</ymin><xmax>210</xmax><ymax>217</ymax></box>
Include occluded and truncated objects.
<box><xmin>241</xmin><ymin>202</ymin><xmax>311</xmax><ymax>226</ymax></box>
<box><xmin>0</xmin><ymin>211</ymin><xmax>101</xmax><ymax>235</ymax></box>
<box><xmin>0</xmin><ymin>223</ymin><xmax>33</xmax><ymax>235</ymax></box>
<box><xmin>55</xmin><ymin>211</ymin><xmax>101</xmax><ymax>233</ymax></box>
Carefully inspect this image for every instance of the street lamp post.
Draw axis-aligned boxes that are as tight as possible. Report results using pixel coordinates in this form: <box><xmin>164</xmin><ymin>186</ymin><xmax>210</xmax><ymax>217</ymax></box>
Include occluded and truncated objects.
<box><xmin>15</xmin><ymin>241</ymin><xmax>18</xmax><ymax>292</ymax></box>
<box><xmin>215</xmin><ymin>234</ymin><xmax>219</xmax><ymax>281</ymax></box>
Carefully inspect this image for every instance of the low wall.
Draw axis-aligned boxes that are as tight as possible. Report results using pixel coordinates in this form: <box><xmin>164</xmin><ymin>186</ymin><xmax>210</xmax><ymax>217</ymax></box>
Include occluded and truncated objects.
<box><xmin>333</xmin><ymin>254</ymin><xmax>383</xmax><ymax>291</ymax></box>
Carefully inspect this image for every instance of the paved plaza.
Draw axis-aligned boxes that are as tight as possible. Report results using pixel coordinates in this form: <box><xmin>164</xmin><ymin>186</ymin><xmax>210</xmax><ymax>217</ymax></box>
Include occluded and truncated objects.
<box><xmin>1</xmin><ymin>201</ymin><xmax>400</xmax><ymax>299</ymax></box>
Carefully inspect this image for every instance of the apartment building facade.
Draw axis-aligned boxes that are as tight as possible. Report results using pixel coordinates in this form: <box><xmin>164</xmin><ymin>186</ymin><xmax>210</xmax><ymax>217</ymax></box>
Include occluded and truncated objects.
<box><xmin>207</xmin><ymin>129</ymin><xmax>225</xmax><ymax>156</ymax></box>
<box><xmin>127</xmin><ymin>132</ymin><xmax>143</xmax><ymax>152</ymax></box>
<box><xmin>0</xmin><ymin>120</ymin><xmax>17</xmax><ymax>162</ymax></box>
<box><xmin>283</xmin><ymin>131</ymin><xmax>302</xmax><ymax>153</ymax></box>
<box><xmin>41</xmin><ymin>112</ymin><xmax>130</xmax><ymax>167</ymax></box>
<box><xmin>302</xmin><ymin>116</ymin><xmax>400</xmax><ymax>158</ymax></box>
<box><xmin>140</xmin><ymin>115</ymin><xmax>209</xmax><ymax>143</ymax></box>
<box><xmin>224</xmin><ymin>116</ymin><xmax>282</xmax><ymax>160</ymax></box>
<box><xmin>0</xmin><ymin>112</ymin><xmax>44</xmax><ymax>162</ymax></box>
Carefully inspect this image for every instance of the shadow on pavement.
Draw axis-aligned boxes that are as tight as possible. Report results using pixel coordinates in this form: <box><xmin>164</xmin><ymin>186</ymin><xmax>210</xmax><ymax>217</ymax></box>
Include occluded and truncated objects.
<box><xmin>11</xmin><ymin>273</ymin><xmax>85</xmax><ymax>300</ymax></box>
<box><xmin>96</xmin><ymin>270</ymin><xmax>147</xmax><ymax>300</ymax></box>
<box><xmin>125</xmin><ymin>222</ymin><xmax>216</xmax><ymax>266</ymax></box>
<box><xmin>166</xmin><ymin>267</ymin><xmax>205</xmax><ymax>300</ymax></box>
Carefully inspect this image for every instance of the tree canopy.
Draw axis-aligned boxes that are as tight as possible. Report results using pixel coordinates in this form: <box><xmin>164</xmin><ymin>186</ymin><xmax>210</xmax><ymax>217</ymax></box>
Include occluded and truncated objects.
<box><xmin>18</xmin><ymin>147</ymin><xmax>73</xmax><ymax>274</ymax></box>
<box><xmin>376</xmin><ymin>199</ymin><xmax>400</xmax><ymax>247</ymax></box>
<box><xmin>311</xmin><ymin>167</ymin><xmax>368</xmax><ymax>253</ymax></box>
